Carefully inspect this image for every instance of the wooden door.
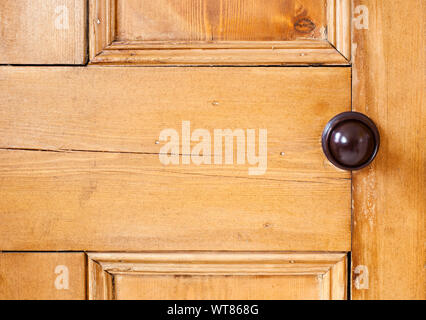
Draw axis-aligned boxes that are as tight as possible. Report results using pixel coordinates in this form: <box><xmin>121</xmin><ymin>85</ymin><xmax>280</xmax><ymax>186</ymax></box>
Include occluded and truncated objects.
<box><xmin>0</xmin><ymin>0</ymin><xmax>423</xmax><ymax>300</ymax></box>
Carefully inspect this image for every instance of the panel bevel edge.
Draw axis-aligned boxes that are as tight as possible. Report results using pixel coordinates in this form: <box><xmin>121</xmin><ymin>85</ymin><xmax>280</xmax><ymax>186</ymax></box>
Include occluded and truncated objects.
<box><xmin>87</xmin><ymin>256</ymin><xmax>114</xmax><ymax>300</ymax></box>
<box><xmin>326</xmin><ymin>0</ymin><xmax>352</xmax><ymax>61</ymax></box>
<box><xmin>89</xmin><ymin>0</ymin><xmax>115</xmax><ymax>60</ymax></box>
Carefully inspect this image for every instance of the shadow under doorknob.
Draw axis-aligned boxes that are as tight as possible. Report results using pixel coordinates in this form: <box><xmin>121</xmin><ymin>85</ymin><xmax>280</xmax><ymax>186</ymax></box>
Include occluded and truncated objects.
<box><xmin>322</xmin><ymin>112</ymin><xmax>380</xmax><ymax>171</ymax></box>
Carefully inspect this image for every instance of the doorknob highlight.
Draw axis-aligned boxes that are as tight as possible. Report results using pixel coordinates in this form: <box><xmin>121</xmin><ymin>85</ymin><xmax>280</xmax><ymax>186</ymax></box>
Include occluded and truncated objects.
<box><xmin>322</xmin><ymin>112</ymin><xmax>380</xmax><ymax>171</ymax></box>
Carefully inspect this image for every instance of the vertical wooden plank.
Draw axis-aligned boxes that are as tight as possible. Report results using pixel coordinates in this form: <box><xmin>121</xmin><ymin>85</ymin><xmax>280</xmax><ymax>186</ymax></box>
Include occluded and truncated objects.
<box><xmin>0</xmin><ymin>0</ymin><xmax>87</xmax><ymax>64</ymax></box>
<box><xmin>352</xmin><ymin>0</ymin><xmax>425</xmax><ymax>299</ymax></box>
<box><xmin>0</xmin><ymin>253</ymin><xmax>86</xmax><ymax>300</ymax></box>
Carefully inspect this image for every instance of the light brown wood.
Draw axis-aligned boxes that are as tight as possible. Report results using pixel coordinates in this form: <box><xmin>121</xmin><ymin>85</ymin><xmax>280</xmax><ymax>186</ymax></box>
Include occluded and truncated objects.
<box><xmin>88</xmin><ymin>252</ymin><xmax>347</xmax><ymax>300</ymax></box>
<box><xmin>115</xmin><ymin>0</ymin><xmax>327</xmax><ymax>42</ymax></box>
<box><xmin>0</xmin><ymin>67</ymin><xmax>351</xmax><ymax>252</ymax></box>
<box><xmin>0</xmin><ymin>67</ymin><xmax>351</xmax><ymax>156</ymax></box>
<box><xmin>88</xmin><ymin>258</ymin><xmax>113</xmax><ymax>300</ymax></box>
<box><xmin>1</xmin><ymin>0</ymin><xmax>423</xmax><ymax>301</ymax></box>
<box><xmin>91</xmin><ymin>40</ymin><xmax>348</xmax><ymax>65</ymax></box>
<box><xmin>0</xmin><ymin>67</ymin><xmax>351</xmax><ymax>165</ymax></box>
<box><xmin>352</xmin><ymin>0</ymin><xmax>425</xmax><ymax>299</ymax></box>
<box><xmin>0</xmin><ymin>253</ymin><xmax>86</xmax><ymax>300</ymax></box>
<box><xmin>0</xmin><ymin>0</ymin><xmax>87</xmax><ymax>65</ymax></box>
<box><xmin>89</xmin><ymin>0</ymin><xmax>351</xmax><ymax>65</ymax></box>
<box><xmin>115</xmin><ymin>275</ymin><xmax>320</xmax><ymax>300</ymax></box>
<box><xmin>326</xmin><ymin>0</ymin><xmax>351</xmax><ymax>60</ymax></box>
<box><xmin>89</xmin><ymin>0</ymin><xmax>115</xmax><ymax>60</ymax></box>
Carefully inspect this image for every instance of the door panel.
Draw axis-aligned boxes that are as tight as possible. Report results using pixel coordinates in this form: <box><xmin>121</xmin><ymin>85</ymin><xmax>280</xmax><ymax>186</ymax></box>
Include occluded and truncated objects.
<box><xmin>0</xmin><ymin>253</ymin><xmax>86</xmax><ymax>300</ymax></box>
<box><xmin>0</xmin><ymin>0</ymin><xmax>87</xmax><ymax>65</ymax></box>
<box><xmin>0</xmin><ymin>67</ymin><xmax>349</xmax><ymax>158</ymax></box>
<box><xmin>115</xmin><ymin>0</ymin><xmax>327</xmax><ymax>42</ymax></box>
<box><xmin>0</xmin><ymin>149</ymin><xmax>350</xmax><ymax>251</ymax></box>
<box><xmin>88</xmin><ymin>253</ymin><xmax>347</xmax><ymax>300</ymax></box>
<box><xmin>351</xmin><ymin>0</ymin><xmax>425</xmax><ymax>299</ymax></box>
<box><xmin>89</xmin><ymin>0</ymin><xmax>351</xmax><ymax>65</ymax></box>
<box><xmin>0</xmin><ymin>0</ymin><xmax>422</xmax><ymax>302</ymax></box>
<box><xmin>0</xmin><ymin>1</ymin><xmax>357</xmax><ymax>301</ymax></box>
<box><xmin>114</xmin><ymin>275</ymin><xmax>322</xmax><ymax>300</ymax></box>
<box><xmin>0</xmin><ymin>67</ymin><xmax>350</xmax><ymax>252</ymax></box>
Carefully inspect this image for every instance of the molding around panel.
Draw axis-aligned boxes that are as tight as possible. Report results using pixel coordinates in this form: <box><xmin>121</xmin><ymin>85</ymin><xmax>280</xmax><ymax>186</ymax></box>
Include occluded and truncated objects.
<box><xmin>89</xmin><ymin>0</ymin><xmax>352</xmax><ymax>66</ymax></box>
<box><xmin>87</xmin><ymin>252</ymin><xmax>347</xmax><ymax>300</ymax></box>
<box><xmin>327</xmin><ymin>0</ymin><xmax>352</xmax><ymax>60</ymax></box>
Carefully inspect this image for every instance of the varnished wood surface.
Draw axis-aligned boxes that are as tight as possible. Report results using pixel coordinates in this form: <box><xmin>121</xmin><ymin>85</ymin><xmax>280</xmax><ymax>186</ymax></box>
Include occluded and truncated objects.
<box><xmin>113</xmin><ymin>275</ymin><xmax>322</xmax><ymax>300</ymax></box>
<box><xmin>0</xmin><ymin>253</ymin><xmax>86</xmax><ymax>300</ymax></box>
<box><xmin>0</xmin><ymin>0</ymin><xmax>87</xmax><ymax>64</ymax></box>
<box><xmin>0</xmin><ymin>1</ymin><xmax>357</xmax><ymax>300</ymax></box>
<box><xmin>115</xmin><ymin>0</ymin><xmax>327</xmax><ymax>42</ymax></box>
<box><xmin>0</xmin><ymin>67</ymin><xmax>351</xmax><ymax>252</ymax></box>
<box><xmin>326</xmin><ymin>0</ymin><xmax>351</xmax><ymax>59</ymax></box>
<box><xmin>89</xmin><ymin>0</ymin><xmax>351</xmax><ymax>65</ymax></box>
<box><xmin>0</xmin><ymin>67</ymin><xmax>350</xmax><ymax>162</ymax></box>
<box><xmin>0</xmin><ymin>143</ymin><xmax>350</xmax><ymax>252</ymax></box>
<box><xmin>352</xmin><ymin>0</ymin><xmax>425</xmax><ymax>300</ymax></box>
<box><xmin>88</xmin><ymin>252</ymin><xmax>347</xmax><ymax>300</ymax></box>
<box><xmin>88</xmin><ymin>257</ymin><xmax>113</xmax><ymax>300</ymax></box>
<box><xmin>91</xmin><ymin>40</ymin><xmax>348</xmax><ymax>65</ymax></box>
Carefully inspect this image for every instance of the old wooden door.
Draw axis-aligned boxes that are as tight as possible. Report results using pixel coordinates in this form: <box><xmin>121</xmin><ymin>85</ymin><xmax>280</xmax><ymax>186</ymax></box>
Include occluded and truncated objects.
<box><xmin>0</xmin><ymin>0</ymin><xmax>423</xmax><ymax>300</ymax></box>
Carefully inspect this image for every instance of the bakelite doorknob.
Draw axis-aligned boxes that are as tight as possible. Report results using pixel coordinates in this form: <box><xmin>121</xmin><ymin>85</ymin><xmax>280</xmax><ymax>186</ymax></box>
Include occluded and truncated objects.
<box><xmin>322</xmin><ymin>112</ymin><xmax>380</xmax><ymax>171</ymax></box>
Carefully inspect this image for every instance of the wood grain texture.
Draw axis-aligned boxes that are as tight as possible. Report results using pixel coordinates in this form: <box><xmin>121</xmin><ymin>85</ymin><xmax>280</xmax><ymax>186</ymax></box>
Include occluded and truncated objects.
<box><xmin>0</xmin><ymin>67</ymin><xmax>351</xmax><ymax>252</ymax></box>
<box><xmin>115</xmin><ymin>0</ymin><xmax>327</xmax><ymax>42</ymax></box>
<box><xmin>89</xmin><ymin>0</ymin><xmax>351</xmax><ymax>65</ymax></box>
<box><xmin>0</xmin><ymin>253</ymin><xmax>86</xmax><ymax>300</ymax></box>
<box><xmin>0</xmin><ymin>148</ymin><xmax>350</xmax><ymax>252</ymax></box>
<box><xmin>115</xmin><ymin>275</ymin><xmax>321</xmax><ymax>300</ymax></box>
<box><xmin>88</xmin><ymin>258</ymin><xmax>113</xmax><ymax>300</ymax></box>
<box><xmin>0</xmin><ymin>0</ymin><xmax>87</xmax><ymax>65</ymax></box>
<box><xmin>326</xmin><ymin>0</ymin><xmax>351</xmax><ymax>60</ymax></box>
<box><xmin>91</xmin><ymin>40</ymin><xmax>348</xmax><ymax>65</ymax></box>
<box><xmin>352</xmin><ymin>0</ymin><xmax>425</xmax><ymax>300</ymax></box>
<box><xmin>88</xmin><ymin>252</ymin><xmax>347</xmax><ymax>300</ymax></box>
<box><xmin>0</xmin><ymin>67</ymin><xmax>351</xmax><ymax>161</ymax></box>
<box><xmin>89</xmin><ymin>0</ymin><xmax>115</xmax><ymax>59</ymax></box>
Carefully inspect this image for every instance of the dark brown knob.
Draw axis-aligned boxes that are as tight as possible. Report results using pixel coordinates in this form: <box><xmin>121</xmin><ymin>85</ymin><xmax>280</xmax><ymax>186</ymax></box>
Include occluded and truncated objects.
<box><xmin>322</xmin><ymin>112</ymin><xmax>380</xmax><ymax>171</ymax></box>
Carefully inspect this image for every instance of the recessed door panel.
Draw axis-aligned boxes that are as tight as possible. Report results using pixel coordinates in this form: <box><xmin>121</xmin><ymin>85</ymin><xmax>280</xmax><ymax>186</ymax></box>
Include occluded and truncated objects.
<box><xmin>88</xmin><ymin>253</ymin><xmax>347</xmax><ymax>300</ymax></box>
<box><xmin>0</xmin><ymin>67</ymin><xmax>351</xmax><ymax>252</ymax></box>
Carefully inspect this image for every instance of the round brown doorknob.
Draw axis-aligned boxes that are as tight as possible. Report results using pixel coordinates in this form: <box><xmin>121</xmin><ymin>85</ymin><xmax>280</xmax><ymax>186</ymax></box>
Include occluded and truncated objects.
<box><xmin>322</xmin><ymin>112</ymin><xmax>380</xmax><ymax>170</ymax></box>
